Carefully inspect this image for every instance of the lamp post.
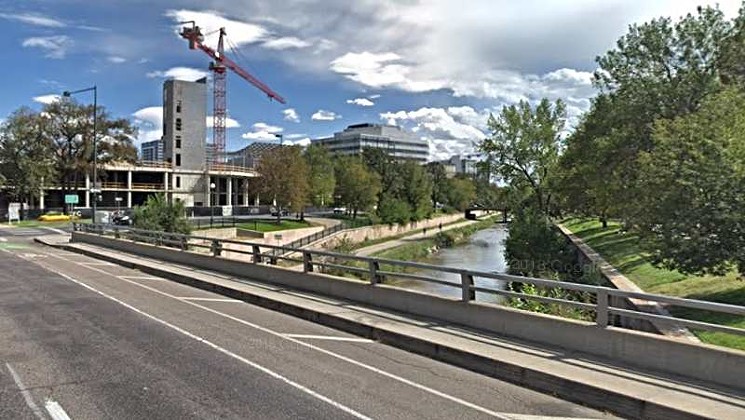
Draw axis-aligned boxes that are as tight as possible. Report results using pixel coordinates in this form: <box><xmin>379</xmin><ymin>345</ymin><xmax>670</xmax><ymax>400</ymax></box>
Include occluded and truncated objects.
<box><xmin>274</xmin><ymin>133</ymin><xmax>283</xmax><ymax>145</ymax></box>
<box><xmin>210</xmin><ymin>182</ymin><xmax>216</xmax><ymax>227</ymax></box>
<box><xmin>63</xmin><ymin>86</ymin><xmax>98</xmax><ymax>224</ymax></box>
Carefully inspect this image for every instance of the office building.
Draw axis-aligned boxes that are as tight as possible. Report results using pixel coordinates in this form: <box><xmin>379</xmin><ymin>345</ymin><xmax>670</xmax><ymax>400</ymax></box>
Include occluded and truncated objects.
<box><xmin>315</xmin><ymin>123</ymin><xmax>429</xmax><ymax>163</ymax></box>
<box><xmin>140</xmin><ymin>140</ymin><xmax>164</xmax><ymax>161</ymax></box>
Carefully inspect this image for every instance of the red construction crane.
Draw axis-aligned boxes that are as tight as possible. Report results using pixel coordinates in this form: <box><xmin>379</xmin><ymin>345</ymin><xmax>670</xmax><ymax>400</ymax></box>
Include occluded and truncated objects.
<box><xmin>179</xmin><ymin>21</ymin><xmax>286</xmax><ymax>165</ymax></box>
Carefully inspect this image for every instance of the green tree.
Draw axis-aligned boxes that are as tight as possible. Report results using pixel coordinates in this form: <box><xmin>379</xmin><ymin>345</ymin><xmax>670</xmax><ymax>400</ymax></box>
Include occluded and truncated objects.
<box><xmin>425</xmin><ymin>162</ymin><xmax>449</xmax><ymax>206</ymax></box>
<box><xmin>0</xmin><ymin>108</ymin><xmax>56</xmax><ymax>207</ymax></box>
<box><xmin>504</xmin><ymin>207</ymin><xmax>575</xmax><ymax>278</ymax></box>
<box><xmin>635</xmin><ymin>88</ymin><xmax>745</xmax><ymax>276</ymax></box>
<box><xmin>562</xmin><ymin>7</ymin><xmax>733</xmax><ymax>222</ymax></box>
<box><xmin>444</xmin><ymin>177</ymin><xmax>476</xmax><ymax>211</ymax></box>
<box><xmin>43</xmin><ymin>99</ymin><xmax>137</xmax><ymax>197</ymax></box>
<box><xmin>479</xmin><ymin>98</ymin><xmax>566</xmax><ymax>214</ymax></box>
<box><xmin>377</xmin><ymin>194</ymin><xmax>411</xmax><ymax>225</ymax></box>
<box><xmin>334</xmin><ymin>156</ymin><xmax>381</xmax><ymax>219</ymax></box>
<box><xmin>133</xmin><ymin>193</ymin><xmax>191</xmax><ymax>235</ymax></box>
<box><xmin>304</xmin><ymin>143</ymin><xmax>336</xmax><ymax>207</ymax></box>
<box><xmin>400</xmin><ymin>161</ymin><xmax>433</xmax><ymax>221</ymax></box>
<box><xmin>257</xmin><ymin>146</ymin><xmax>310</xmax><ymax>222</ymax></box>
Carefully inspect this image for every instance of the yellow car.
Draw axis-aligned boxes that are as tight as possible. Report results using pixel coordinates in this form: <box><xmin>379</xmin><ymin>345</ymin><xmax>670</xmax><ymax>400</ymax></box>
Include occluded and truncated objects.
<box><xmin>38</xmin><ymin>212</ymin><xmax>72</xmax><ymax>222</ymax></box>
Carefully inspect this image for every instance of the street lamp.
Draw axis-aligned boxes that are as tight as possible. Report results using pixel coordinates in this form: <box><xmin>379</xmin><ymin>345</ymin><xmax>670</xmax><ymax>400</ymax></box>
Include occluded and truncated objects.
<box><xmin>62</xmin><ymin>86</ymin><xmax>98</xmax><ymax>224</ymax></box>
<box><xmin>274</xmin><ymin>133</ymin><xmax>283</xmax><ymax>145</ymax></box>
<box><xmin>210</xmin><ymin>182</ymin><xmax>216</xmax><ymax>227</ymax></box>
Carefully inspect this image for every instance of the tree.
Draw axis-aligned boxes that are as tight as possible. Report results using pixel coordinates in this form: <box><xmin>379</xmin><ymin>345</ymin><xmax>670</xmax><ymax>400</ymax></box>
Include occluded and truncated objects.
<box><xmin>562</xmin><ymin>7</ymin><xmax>733</xmax><ymax>222</ymax></box>
<box><xmin>635</xmin><ymin>88</ymin><xmax>745</xmax><ymax>277</ymax></box>
<box><xmin>257</xmin><ymin>146</ymin><xmax>310</xmax><ymax>222</ymax></box>
<box><xmin>479</xmin><ymin>98</ymin><xmax>566</xmax><ymax>215</ymax></box>
<box><xmin>400</xmin><ymin>161</ymin><xmax>433</xmax><ymax>221</ymax></box>
<box><xmin>0</xmin><ymin>108</ymin><xmax>56</xmax><ymax>207</ymax></box>
<box><xmin>444</xmin><ymin>177</ymin><xmax>476</xmax><ymax>211</ymax></box>
<box><xmin>133</xmin><ymin>193</ymin><xmax>191</xmax><ymax>235</ymax></box>
<box><xmin>425</xmin><ymin>162</ymin><xmax>449</xmax><ymax>207</ymax></box>
<box><xmin>377</xmin><ymin>194</ymin><xmax>411</xmax><ymax>225</ymax></box>
<box><xmin>42</xmin><ymin>99</ymin><xmax>137</xmax><ymax>197</ymax></box>
<box><xmin>304</xmin><ymin>143</ymin><xmax>336</xmax><ymax>207</ymax></box>
<box><xmin>334</xmin><ymin>156</ymin><xmax>381</xmax><ymax>219</ymax></box>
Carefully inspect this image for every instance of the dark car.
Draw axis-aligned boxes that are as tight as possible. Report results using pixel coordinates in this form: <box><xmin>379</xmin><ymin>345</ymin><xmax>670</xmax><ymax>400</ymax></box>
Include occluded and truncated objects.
<box><xmin>270</xmin><ymin>208</ymin><xmax>289</xmax><ymax>217</ymax></box>
<box><xmin>111</xmin><ymin>210</ymin><xmax>133</xmax><ymax>226</ymax></box>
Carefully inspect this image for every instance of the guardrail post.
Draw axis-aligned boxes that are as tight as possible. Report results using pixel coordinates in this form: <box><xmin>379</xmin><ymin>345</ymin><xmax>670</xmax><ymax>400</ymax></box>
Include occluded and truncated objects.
<box><xmin>114</xmin><ymin>228</ymin><xmax>120</xmax><ymax>239</ymax></box>
<box><xmin>369</xmin><ymin>260</ymin><xmax>382</xmax><ymax>284</ymax></box>
<box><xmin>252</xmin><ymin>245</ymin><xmax>262</xmax><ymax>263</ymax></box>
<box><xmin>460</xmin><ymin>272</ymin><xmax>475</xmax><ymax>302</ymax></box>
<box><xmin>596</xmin><ymin>289</ymin><xmax>609</xmax><ymax>327</ymax></box>
<box><xmin>211</xmin><ymin>240</ymin><xmax>222</xmax><ymax>257</ymax></box>
<box><xmin>303</xmin><ymin>251</ymin><xmax>313</xmax><ymax>273</ymax></box>
<box><xmin>180</xmin><ymin>236</ymin><xmax>188</xmax><ymax>251</ymax></box>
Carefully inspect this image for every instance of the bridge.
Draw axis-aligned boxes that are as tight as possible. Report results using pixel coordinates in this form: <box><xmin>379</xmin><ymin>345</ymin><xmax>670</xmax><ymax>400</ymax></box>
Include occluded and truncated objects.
<box><xmin>465</xmin><ymin>206</ymin><xmax>508</xmax><ymax>221</ymax></box>
<box><xmin>1</xmin><ymin>223</ymin><xmax>743</xmax><ymax>419</ymax></box>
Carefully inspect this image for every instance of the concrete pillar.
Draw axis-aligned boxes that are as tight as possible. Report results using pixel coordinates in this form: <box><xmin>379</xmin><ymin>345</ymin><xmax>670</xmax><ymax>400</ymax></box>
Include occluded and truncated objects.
<box><xmin>39</xmin><ymin>179</ymin><xmax>45</xmax><ymax>210</ymax></box>
<box><xmin>127</xmin><ymin>191</ymin><xmax>132</xmax><ymax>208</ymax></box>
<box><xmin>164</xmin><ymin>172</ymin><xmax>169</xmax><ymax>191</ymax></box>
<box><xmin>127</xmin><ymin>171</ymin><xmax>132</xmax><ymax>190</ymax></box>
<box><xmin>243</xmin><ymin>180</ymin><xmax>249</xmax><ymax>206</ymax></box>
<box><xmin>85</xmin><ymin>173</ymin><xmax>91</xmax><ymax>208</ymax></box>
<box><xmin>227</xmin><ymin>177</ymin><xmax>233</xmax><ymax>206</ymax></box>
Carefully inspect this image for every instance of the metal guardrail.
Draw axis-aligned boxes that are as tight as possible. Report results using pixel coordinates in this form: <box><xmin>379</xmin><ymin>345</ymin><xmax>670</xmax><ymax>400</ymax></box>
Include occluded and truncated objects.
<box><xmin>72</xmin><ymin>223</ymin><xmax>745</xmax><ymax>338</ymax></box>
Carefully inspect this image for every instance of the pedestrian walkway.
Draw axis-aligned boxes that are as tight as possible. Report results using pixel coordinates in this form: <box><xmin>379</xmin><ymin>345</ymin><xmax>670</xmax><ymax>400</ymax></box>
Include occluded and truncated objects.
<box><xmin>354</xmin><ymin>219</ymin><xmax>479</xmax><ymax>257</ymax></box>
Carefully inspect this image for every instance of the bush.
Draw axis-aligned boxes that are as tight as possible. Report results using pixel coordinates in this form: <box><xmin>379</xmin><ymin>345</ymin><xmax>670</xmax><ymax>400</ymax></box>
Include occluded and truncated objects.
<box><xmin>133</xmin><ymin>194</ymin><xmax>191</xmax><ymax>235</ymax></box>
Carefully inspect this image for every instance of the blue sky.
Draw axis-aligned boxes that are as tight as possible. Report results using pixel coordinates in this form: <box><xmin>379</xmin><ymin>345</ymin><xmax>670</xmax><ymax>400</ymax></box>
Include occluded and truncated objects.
<box><xmin>0</xmin><ymin>0</ymin><xmax>740</xmax><ymax>160</ymax></box>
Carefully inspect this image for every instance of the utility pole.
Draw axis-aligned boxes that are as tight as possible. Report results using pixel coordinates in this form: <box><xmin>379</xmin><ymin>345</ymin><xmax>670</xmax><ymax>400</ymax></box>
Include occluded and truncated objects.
<box><xmin>63</xmin><ymin>86</ymin><xmax>98</xmax><ymax>224</ymax></box>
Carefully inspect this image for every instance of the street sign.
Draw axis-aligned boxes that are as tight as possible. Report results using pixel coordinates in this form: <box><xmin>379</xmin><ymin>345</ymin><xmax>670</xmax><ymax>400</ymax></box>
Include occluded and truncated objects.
<box><xmin>274</xmin><ymin>234</ymin><xmax>283</xmax><ymax>241</ymax></box>
<box><xmin>8</xmin><ymin>203</ymin><xmax>20</xmax><ymax>222</ymax></box>
<box><xmin>114</xmin><ymin>197</ymin><xmax>123</xmax><ymax>202</ymax></box>
<box><xmin>64</xmin><ymin>194</ymin><xmax>79</xmax><ymax>204</ymax></box>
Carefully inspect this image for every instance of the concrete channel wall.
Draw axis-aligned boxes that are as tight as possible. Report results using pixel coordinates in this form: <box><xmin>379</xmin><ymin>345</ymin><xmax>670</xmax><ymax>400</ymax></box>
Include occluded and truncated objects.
<box><xmin>71</xmin><ymin>231</ymin><xmax>745</xmax><ymax>391</ymax></box>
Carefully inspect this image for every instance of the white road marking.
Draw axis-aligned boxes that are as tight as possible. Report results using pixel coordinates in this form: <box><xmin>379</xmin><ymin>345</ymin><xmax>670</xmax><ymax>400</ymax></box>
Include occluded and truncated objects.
<box><xmin>80</xmin><ymin>261</ymin><xmax>116</xmax><ymax>266</ymax></box>
<box><xmin>45</xmin><ymin>399</ymin><xmax>72</xmax><ymax>420</ymax></box>
<box><xmin>64</xmin><ymin>260</ymin><xmax>513</xmax><ymax>419</ymax></box>
<box><xmin>178</xmin><ymin>297</ymin><xmax>242</xmax><ymax>302</ymax></box>
<box><xmin>43</xmin><ymin>227</ymin><xmax>67</xmax><ymax>235</ymax></box>
<box><xmin>5</xmin><ymin>363</ymin><xmax>45</xmax><ymax>420</ymax></box>
<box><xmin>283</xmin><ymin>334</ymin><xmax>374</xmax><ymax>343</ymax></box>
<box><xmin>119</xmin><ymin>275</ymin><xmax>168</xmax><ymax>281</ymax></box>
<box><xmin>31</xmin><ymin>261</ymin><xmax>372</xmax><ymax>420</ymax></box>
<box><xmin>0</xmin><ymin>237</ymin><xmax>7</xmax><ymax>242</ymax></box>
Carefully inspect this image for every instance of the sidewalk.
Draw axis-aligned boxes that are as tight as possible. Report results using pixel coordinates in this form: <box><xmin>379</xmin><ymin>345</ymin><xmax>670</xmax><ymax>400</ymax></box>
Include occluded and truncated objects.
<box><xmin>34</xmin><ymin>235</ymin><xmax>745</xmax><ymax>419</ymax></box>
<box><xmin>354</xmin><ymin>219</ymin><xmax>479</xmax><ymax>257</ymax></box>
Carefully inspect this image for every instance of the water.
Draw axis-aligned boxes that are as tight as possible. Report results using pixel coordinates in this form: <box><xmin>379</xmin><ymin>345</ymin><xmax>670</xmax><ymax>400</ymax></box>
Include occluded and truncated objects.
<box><xmin>392</xmin><ymin>225</ymin><xmax>509</xmax><ymax>302</ymax></box>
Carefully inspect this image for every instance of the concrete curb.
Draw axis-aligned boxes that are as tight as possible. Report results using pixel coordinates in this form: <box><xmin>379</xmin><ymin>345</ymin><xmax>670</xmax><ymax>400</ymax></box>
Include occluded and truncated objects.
<box><xmin>35</xmin><ymin>236</ymin><xmax>741</xmax><ymax>420</ymax></box>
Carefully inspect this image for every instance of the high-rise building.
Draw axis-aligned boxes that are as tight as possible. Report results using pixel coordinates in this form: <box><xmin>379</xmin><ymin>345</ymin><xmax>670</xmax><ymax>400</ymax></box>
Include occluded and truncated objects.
<box><xmin>315</xmin><ymin>123</ymin><xmax>429</xmax><ymax>163</ymax></box>
<box><xmin>140</xmin><ymin>140</ymin><xmax>164</xmax><ymax>161</ymax></box>
<box><xmin>444</xmin><ymin>154</ymin><xmax>478</xmax><ymax>175</ymax></box>
<box><xmin>162</xmin><ymin>77</ymin><xmax>207</xmax><ymax>170</ymax></box>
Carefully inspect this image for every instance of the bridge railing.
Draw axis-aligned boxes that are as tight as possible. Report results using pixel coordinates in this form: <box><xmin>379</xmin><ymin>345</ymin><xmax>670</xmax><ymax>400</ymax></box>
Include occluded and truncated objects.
<box><xmin>72</xmin><ymin>223</ymin><xmax>745</xmax><ymax>339</ymax></box>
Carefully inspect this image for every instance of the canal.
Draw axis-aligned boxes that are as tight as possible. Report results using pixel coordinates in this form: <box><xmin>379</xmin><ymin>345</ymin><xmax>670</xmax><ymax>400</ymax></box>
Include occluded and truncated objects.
<box><xmin>392</xmin><ymin>225</ymin><xmax>509</xmax><ymax>302</ymax></box>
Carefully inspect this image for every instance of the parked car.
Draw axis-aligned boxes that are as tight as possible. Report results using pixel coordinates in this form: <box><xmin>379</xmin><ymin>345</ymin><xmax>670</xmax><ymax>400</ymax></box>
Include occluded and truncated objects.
<box><xmin>270</xmin><ymin>208</ymin><xmax>289</xmax><ymax>217</ymax></box>
<box><xmin>333</xmin><ymin>207</ymin><xmax>347</xmax><ymax>214</ymax></box>
<box><xmin>111</xmin><ymin>210</ymin><xmax>133</xmax><ymax>226</ymax></box>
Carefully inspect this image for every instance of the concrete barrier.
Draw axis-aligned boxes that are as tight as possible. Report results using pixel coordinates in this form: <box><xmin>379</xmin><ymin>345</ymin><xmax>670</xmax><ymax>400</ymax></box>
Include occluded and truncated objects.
<box><xmin>72</xmin><ymin>231</ymin><xmax>745</xmax><ymax>392</ymax></box>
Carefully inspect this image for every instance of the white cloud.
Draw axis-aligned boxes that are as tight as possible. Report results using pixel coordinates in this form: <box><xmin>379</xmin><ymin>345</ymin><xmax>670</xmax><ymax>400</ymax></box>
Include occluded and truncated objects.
<box><xmin>368</xmin><ymin>94</ymin><xmax>381</xmax><ymax>99</ymax></box>
<box><xmin>32</xmin><ymin>94</ymin><xmax>61</xmax><ymax>105</ymax></box>
<box><xmin>206</xmin><ymin>116</ymin><xmax>240</xmax><ymax>128</ymax></box>
<box><xmin>146</xmin><ymin>67</ymin><xmax>209</xmax><ymax>81</ymax></box>
<box><xmin>381</xmin><ymin>106</ymin><xmax>490</xmax><ymax>161</ymax></box>
<box><xmin>165</xmin><ymin>10</ymin><xmax>268</xmax><ymax>46</ymax></box>
<box><xmin>22</xmin><ymin>35</ymin><xmax>72</xmax><ymax>59</ymax></box>
<box><xmin>262</xmin><ymin>37</ymin><xmax>311</xmax><ymax>50</ymax></box>
<box><xmin>346</xmin><ymin>98</ymin><xmax>375</xmax><ymax>107</ymax></box>
<box><xmin>0</xmin><ymin>12</ymin><xmax>65</xmax><ymax>28</ymax></box>
<box><xmin>284</xmin><ymin>133</ymin><xmax>307</xmax><ymax>139</ymax></box>
<box><xmin>283</xmin><ymin>108</ymin><xmax>300</xmax><ymax>123</ymax></box>
<box><xmin>241</xmin><ymin>122</ymin><xmax>284</xmax><ymax>140</ymax></box>
<box><xmin>132</xmin><ymin>106</ymin><xmax>163</xmax><ymax>145</ymax></box>
<box><xmin>311</xmin><ymin>110</ymin><xmax>341</xmax><ymax>121</ymax></box>
<box><xmin>330</xmin><ymin>51</ymin><xmax>445</xmax><ymax>92</ymax></box>
<box><xmin>107</xmin><ymin>56</ymin><xmax>127</xmax><ymax>64</ymax></box>
<box><xmin>288</xmin><ymin>137</ymin><xmax>311</xmax><ymax>146</ymax></box>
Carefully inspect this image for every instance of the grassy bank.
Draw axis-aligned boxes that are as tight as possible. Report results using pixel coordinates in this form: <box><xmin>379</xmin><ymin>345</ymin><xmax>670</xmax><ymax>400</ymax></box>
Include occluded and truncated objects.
<box><xmin>562</xmin><ymin>217</ymin><xmax>745</xmax><ymax>350</ymax></box>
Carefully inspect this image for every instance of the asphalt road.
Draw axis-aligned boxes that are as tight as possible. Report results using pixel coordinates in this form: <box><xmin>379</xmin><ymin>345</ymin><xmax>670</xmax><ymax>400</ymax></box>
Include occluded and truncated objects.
<box><xmin>0</xmin><ymin>232</ymin><xmax>615</xmax><ymax>419</ymax></box>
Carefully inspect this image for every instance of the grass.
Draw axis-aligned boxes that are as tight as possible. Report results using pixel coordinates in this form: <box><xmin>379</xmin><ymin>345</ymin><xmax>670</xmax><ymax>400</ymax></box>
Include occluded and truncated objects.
<box><xmin>561</xmin><ymin>217</ymin><xmax>745</xmax><ymax>350</ymax></box>
<box><xmin>234</xmin><ymin>219</ymin><xmax>314</xmax><ymax>233</ymax></box>
<box><xmin>9</xmin><ymin>218</ymin><xmax>91</xmax><ymax>228</ymax></box>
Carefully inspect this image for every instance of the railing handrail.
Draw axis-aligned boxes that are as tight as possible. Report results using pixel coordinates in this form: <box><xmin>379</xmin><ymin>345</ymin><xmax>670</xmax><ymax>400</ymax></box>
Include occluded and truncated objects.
<box><xmin>72</xmin><ymin>223</ymin><xmax>745</xmax><ymax>337</ymax></box>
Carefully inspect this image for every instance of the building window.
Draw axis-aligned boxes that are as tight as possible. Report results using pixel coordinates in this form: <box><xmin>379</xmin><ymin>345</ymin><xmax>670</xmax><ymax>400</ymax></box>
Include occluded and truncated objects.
<box><xmin>175</xmin><ymin>176</ymin><xmax>181</xmax><ymax>188</ymax></box>
<box><xmin>175</xmin><ymin>118</ymin><xmax>182</xmax><ymax>131</ymax></box>
<box><xmin>175</xmin><ymin>136</ymin><xmax>181</xmax><ymax>149</ymax></box>
<box><xmin>176</xmin><ymin>101</ymin><xmax>182</xmax><ymax>113</ymax></box>
<box><xmin>175</xmin><ymin>154</ymin><xmax>181</xmax><ymax>166</ymax></box>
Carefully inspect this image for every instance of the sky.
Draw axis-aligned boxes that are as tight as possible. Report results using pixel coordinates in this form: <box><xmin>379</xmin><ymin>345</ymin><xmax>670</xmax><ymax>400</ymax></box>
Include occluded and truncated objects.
<box><xmin>0</xmin><ymin>0</ymin><xmax>741</xmax><ymax>161</ymax></box>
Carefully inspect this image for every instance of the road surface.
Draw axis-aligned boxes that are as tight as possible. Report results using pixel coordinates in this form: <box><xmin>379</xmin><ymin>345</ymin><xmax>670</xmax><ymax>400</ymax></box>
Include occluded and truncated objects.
<box><xmin>0</xmin><ymin>230</ymin><xmax>614</xmax><ymax>419</ymax></box>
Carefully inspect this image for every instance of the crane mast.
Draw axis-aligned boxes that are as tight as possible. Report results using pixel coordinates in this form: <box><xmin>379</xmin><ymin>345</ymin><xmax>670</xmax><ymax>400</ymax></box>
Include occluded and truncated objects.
<box><xmin>179</xmin><ymin>22</ymin><xmax>286</xmax><ymax>166</ymax></box>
